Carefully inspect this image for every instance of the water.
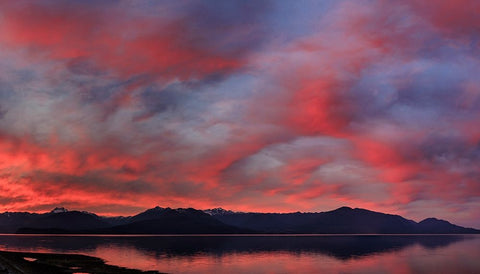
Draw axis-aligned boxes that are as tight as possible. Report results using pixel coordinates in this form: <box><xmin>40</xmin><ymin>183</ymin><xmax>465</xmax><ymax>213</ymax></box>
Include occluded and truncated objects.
<box><xmin>0</xmin><ymin>234</ymin><xmax>478</xmax><ymax>273</ymax></box>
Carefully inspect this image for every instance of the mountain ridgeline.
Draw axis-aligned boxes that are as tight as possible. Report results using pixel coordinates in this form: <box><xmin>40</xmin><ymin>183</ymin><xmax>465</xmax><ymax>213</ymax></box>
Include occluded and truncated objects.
<box><xmin>4</xmin><ymin>206</ymin><xmax>478</xmax><ymax>234</ymax></box>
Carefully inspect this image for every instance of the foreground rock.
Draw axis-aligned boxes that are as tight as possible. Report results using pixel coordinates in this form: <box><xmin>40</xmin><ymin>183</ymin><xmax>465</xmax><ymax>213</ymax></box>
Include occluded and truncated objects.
<box><xmin>0</xmin><ymin>250</ymin><xmax>160</xmax><ymax>274</ymax></box>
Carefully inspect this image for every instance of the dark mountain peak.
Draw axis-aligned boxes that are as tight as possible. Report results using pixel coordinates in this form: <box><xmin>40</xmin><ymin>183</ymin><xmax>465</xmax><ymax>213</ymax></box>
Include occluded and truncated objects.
<box><xmin>2</xmin><ymin>211</ymin><xmax>37</xmax><ymax>217</ymax></box>
<box><xmin>129</xmin><ymin>206</ymin><xmax>170</xmax><ymax>223</ymax></box>
<box><xmin>416</xmin><ymin>217</ymin><xmax>478</xmax><ymax>233</ymax></box>
<box><xmin>80</xmin><ymin>210</ymin><xmax>99</xmax><ymax>217</ymax></box>
<box><xmin>176</xmin><ymin>207</ymin><xmax>195</xmax><ymax>212</ymax></box>
<box><xmin>326</xmin><ymin>206</ymin><xmax>355</xmax><ymax>215</ymax></box>
<box><xmin>50</xmin><ymin>207</ymin><xmax>68</xmax><ymax>214</ymax></box>
<box><xmin>139</xmin><ymin>206</ymin><xmax>202</xmax><ymax>215</ymax></box>
<box><xmin>166</xmin><ymin>207</ymin><xmax>210</xmax><ymax>216</ymax></box>
<box><xmin>419</xmin><ymin>218</ymin><xmax>450</xmax><ymax>225</ymax></box>
<box><xmin>331</xmin><ymin>207</ymin><xmax>405</xmax><ymax>218</ymax></box>
<box><xmin>137</xmin><ymin>206</ymin><xmax>166</xmax><ymax>213</ymax></box>
<box><xmin>332</xmin><ymin>206</ymin><xmax>353</xmax><ymax>212</ymax></box>
<box><xmin>47</xmin><ymin>210</ymin><xmax>99</xmax><ymax>218</ymax></box>
<box><xmin>141</xmin><ymin>206</ymin><xmax>167</xmax><ymax>213</ymax></box>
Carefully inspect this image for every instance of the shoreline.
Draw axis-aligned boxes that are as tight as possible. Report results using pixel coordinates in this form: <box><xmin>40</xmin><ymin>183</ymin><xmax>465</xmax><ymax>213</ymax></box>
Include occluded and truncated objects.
<box><xmin>0</xmin><ymin>250</ymin><xmax>161</xmax><ymax>274</ymax></box>
<box><xmin>1</xmin><ymin>233</ymin><xmax>479</xmax><ymax>236</ymax></box>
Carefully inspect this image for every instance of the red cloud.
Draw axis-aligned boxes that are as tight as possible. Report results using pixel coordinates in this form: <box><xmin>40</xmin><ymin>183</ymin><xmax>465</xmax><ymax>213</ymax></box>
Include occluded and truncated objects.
<box><xmin>0</xmin><ymin>1</ymin><xmax>478</xmax><ymax>228</ymax></box>
<box><xmin>287</xmin><ymin>79</ymin><xmax>354</xmax><ymax>136</ymax></box>
<box><xmin>0</xmin><ymin>2</ymin><xmax>247</xmax><ymax>81</ymax></box>
<box><xmin>408</xmin><ymin>0</ymin><xmax>480</xmax><ymax>37</ymax></box>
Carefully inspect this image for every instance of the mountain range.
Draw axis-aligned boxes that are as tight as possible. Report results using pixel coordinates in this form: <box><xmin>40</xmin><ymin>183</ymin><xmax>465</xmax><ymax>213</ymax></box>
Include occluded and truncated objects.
<box><xmin>1</xmin><ymin>206</ymin><xmax>477</xmax><ymax>234</ymax></box>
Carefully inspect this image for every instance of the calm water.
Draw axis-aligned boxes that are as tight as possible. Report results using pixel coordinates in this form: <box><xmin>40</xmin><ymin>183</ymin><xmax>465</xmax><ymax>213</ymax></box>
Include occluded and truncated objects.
<box><xmin>0</xmin><ymin>234</ymin><xmax>479</xmax><ymax>273</ymax></box>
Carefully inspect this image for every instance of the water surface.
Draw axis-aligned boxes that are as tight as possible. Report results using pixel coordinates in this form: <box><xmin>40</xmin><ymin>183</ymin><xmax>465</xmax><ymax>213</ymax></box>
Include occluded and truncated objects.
<box><xmin>0</xmin><ymin>234</ymin><xmax>478</xmax><ymax>273</ymax></box>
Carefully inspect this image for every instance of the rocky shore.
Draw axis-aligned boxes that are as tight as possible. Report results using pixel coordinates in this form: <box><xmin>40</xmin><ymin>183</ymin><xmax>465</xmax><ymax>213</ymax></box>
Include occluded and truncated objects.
<box><xmin>0</xmin><ymin>250</ymin><xmax>161</xmax><ymax>274</ymax></box>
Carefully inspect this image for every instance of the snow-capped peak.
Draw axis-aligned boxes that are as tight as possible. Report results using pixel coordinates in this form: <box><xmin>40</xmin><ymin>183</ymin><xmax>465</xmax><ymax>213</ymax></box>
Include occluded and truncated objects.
<box><xmin>204</xmin><ymin>208</ymin><xmax>236</xmax><ymax>215</ymax></box>
<box><xmin>50</xmin><ymin>207</ymin><xmax>68</xmax><ymax>214</ymax></box>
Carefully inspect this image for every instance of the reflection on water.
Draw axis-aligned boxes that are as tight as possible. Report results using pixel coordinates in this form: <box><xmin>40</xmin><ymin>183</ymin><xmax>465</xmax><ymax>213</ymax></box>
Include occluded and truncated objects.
<box><xmin>0</xmin><ymin>234</ymin><xmax>478</xmax><ymax>273</ymax></box>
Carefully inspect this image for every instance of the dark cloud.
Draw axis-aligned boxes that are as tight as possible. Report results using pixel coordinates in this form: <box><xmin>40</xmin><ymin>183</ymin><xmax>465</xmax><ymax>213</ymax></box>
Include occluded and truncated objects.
<box><xmin>138</xmin><ymin>85</ymin><xmax>187</xmax><ymax>117</ymax></box>
<box><xmin>0</xmin><ymin>195</ymin><xmax>27</xmax><ymax>205</ymax></box>
<box><xmin>420</xmin><ymin>134</ymin><xmax>480</xmax><ymax>164</ymax></box>
<box><xmin>27</xmin><ymin>171</ymin><xmax>157</xmax><ymax>195</ymax></box>
<box><xmin>67</xmin><ymin>57</ymin><xmax>104</xmax><ymax>76</ymax></box>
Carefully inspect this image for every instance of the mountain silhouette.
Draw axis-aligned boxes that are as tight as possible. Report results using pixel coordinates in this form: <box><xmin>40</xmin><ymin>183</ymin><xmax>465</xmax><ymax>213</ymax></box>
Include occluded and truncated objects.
<box><xmin>16</xmin><ymin>210</ymin><xmax>111</xmax><ymax>234</ymax></box>
<box><xmin>416</xmin><ymin>218</ymin><xmax>478</xmax><ymax>234</ymax></box>
<box><xmin>94</xmin><ymin>208</ymin><xmax>250</xmax><ymax>234</ymax></box>
<box><xmin>206</xmin><ymin>206</ymin><xmax>479</xmax><ymax>234</ymax></box>
<box><xmin>0</xmin><ymin>212</ymin><xmax>41</xmax><ymax>233</ymax></box>
<box><xmin>10</xmin><ymin>206</ymin><xmax>479</xmax><ymax>234</ymax></box>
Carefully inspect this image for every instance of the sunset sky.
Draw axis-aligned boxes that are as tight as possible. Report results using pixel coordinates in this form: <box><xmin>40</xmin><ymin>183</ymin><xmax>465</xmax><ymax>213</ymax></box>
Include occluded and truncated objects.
<box><xmin>0</xmin><ymin>0</ymin><xmax>479</xmax><ymax>227</ymax></box>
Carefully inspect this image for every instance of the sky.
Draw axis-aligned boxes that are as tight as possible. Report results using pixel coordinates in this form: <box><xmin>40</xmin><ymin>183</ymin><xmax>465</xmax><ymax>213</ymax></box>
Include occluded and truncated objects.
<box><xmin>0</xmin><ymin>0</ymin><xmax>479</xmax><ymax>228</ymax></box>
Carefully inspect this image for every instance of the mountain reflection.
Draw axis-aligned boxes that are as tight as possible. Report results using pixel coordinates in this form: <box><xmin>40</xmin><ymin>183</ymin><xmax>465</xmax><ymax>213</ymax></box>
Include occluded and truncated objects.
<box><xmin>0</xmin><ymin>234</ymin><xmax>471</xmax><ymax>260</ymax></box>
